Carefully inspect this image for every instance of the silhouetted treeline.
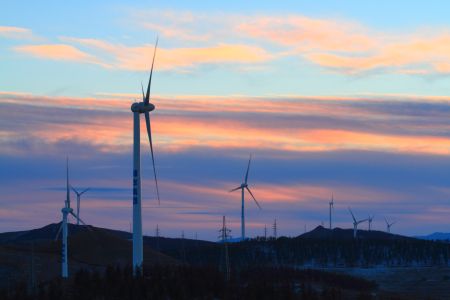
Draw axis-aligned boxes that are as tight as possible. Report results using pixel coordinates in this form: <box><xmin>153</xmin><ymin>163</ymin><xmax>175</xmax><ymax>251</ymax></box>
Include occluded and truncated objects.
<box><xmin>166</xmin><ymin>237</ymin><xmax>450</xmax><ymax>268</ymax></box>
<box><xmin>0</xmin><ymin>264</ymin><xmax>378</xmax><ymax>300</ymax></box>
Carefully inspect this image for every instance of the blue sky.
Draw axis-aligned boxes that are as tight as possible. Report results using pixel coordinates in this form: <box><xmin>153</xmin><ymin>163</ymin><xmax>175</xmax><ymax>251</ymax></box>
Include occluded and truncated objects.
<box><xmin>1</xmin><ymin>1</ymin><xmax>450</xmax><ymax>240</ymax></box>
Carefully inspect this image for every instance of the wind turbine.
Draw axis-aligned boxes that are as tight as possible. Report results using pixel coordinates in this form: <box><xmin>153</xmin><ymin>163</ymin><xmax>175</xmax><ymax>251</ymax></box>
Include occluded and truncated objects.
<box><xmin>368</xmin><ymin>215</ymin><xmax>374</xmax><ymax>231</ymax></box>
<box><xmin>385</xmin><ymin>217</ymin><xmax>396</xmax><ymax>233</ymax></box>
<box><xmin>55</xmin><ymin>158</ymin><xmax>88</xmax><ymax>278</ymax></box>
<box><xmin>71</xmin><ymin>186</ymin><xmax>90</xmax><ymax>225</ymax></box>
<box><xmin>130</xmin><ymin>38</ymin><xmax>160</xmax><ymax>274</ymax></box>
<box><xmin>329</xmin><ymin>193</ymin><xmax>334</xmax><ymax>230</ymax></box>
<box><xmin>348</xmin><ymin>207</ymin><xmax>368</xmax><ymax>239</ymax></box>
<box><xmin>229</xmin><ymin>155</ymin><xmax>261</xmax><ymax>240</ymax></box>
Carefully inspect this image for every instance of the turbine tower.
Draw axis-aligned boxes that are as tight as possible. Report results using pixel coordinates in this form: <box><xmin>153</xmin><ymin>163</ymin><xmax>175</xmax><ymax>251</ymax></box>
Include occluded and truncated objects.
<box><xmin>329</xmin><ymin>193</ymin><xmax>334</xmax><ymax>230</ymax></box>
<box><xmin>131</xmin><ymin>38</ymin><xmax>160</xmax><ymax>273</ymax></box>
<box><xmin>348</xmin><ymin>207</ymin><xmax>368</xmax><ymax>239</ymax></box>
<box><xmin>55</xmin><ymin>158</ymin><xmax>87</xmax><ymax>278</ymax></box>
<box><xmin>385</xmin><ymin>217</ymin><xmax>396</xmax><ymax>233</ymax></box>
<box><xmin>71</xmin><ymin>186</ymin><xmax>90</xmax><ymax>225</ymax></box>
<box><xmin>229</xmin><ymin>155</ymin><xmax>261</xmax><ymax>240</ymax></box>
<box><xmin>368</xmin><ymin>215</ymin><xmax>374</xmax><ymax>231</ymax></box>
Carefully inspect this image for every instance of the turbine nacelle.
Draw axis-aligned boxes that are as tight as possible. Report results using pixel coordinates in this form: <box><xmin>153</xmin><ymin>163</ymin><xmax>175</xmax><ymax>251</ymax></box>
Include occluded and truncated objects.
<box><xmin>131</xmin><ymin>102</ymin><xmax>155</xmax><ymax>113</ymax></box>
<box><xmin>61</xmin><ymin>207</ymin><xmax>73</xmax><ymax>214</ymax></box>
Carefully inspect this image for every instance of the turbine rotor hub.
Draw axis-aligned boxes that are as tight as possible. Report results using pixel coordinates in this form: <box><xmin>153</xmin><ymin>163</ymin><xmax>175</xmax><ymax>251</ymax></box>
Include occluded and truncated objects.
<box><xmin>131</xmin><ymin>102</ymin><xmax>155</xmax><ymax>113</ymax></box>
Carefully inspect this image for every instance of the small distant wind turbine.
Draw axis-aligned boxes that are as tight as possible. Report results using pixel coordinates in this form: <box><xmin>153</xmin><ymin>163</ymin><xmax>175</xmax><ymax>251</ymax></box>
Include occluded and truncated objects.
<box><xmin>229</xmin><ymin>155</ymin><xmax>261</xmax><ymax>240</ymax></box>
<box><xmin>329</xmin><ymin>193</ymin><xmax>334</xmax><ymax>230</ymax></box>
<box><xmin>55</xmin><ymin>158</ymin><xmax>88</xmax><ymax>278</ymax></box>
<box><xmin>348</xmin><ymin>207</ymin><xmax>368</xmax><ymax>239</ymax></box>
<box><xmin>71</xmin><ymin>186</ymin><xmax>90</xmax><ymax>225</ymax></box>
<box><xmin>368</xmin><ymin>215</ymin><xmax>374</xmax><ymax>231</ymax></box>
<box><xmin>130</xmin><ymin>38</ymin><xmax>160</xmax><ymax>274</ymax></box>
<box><xmin>385</xmin><ymin>217</ymin><xmax>396</xmax><ymax>233</ymax></box>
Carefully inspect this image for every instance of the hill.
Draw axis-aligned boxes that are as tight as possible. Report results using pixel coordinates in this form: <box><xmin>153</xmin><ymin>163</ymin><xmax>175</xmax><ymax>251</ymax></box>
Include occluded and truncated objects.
<box><xmin>0</xmin><ymin>223</ymin><xmax>179</xmax><ymax>288</ymax></box>
<box><xmin>297</xmin><ymin>225</ymin><xmax>411</xmax><ymax>240</ymax></box>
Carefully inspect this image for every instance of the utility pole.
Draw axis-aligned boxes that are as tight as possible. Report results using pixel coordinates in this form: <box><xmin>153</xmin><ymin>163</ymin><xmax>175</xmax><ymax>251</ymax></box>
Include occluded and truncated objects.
<box><xmin>273</xmin><ymin>219</ymin><xmax>277</xmax><ymax>239</ymax></box>
<box><xmin>329</xmin><ymin>193</ymin><xmax>334</xmax><ymax>230</ymax></box>
<box><xmin>29</xmin><ymin>242</ymin><xmax>36</xmax><ymax>295</ymax></box>
<box><xmin>155</xmin><ymin>224</ymin><xmax>160</xmax><ymax>251</ymax></box>
<box><xmin>218</xmin><ymin>216</ymin><xmax>231</xmax><ymax>281</ymax></box>
<box><xmin>181</xmin><ymin>231</ymin><xmax>186</xmax><ymax>263</ymax></box>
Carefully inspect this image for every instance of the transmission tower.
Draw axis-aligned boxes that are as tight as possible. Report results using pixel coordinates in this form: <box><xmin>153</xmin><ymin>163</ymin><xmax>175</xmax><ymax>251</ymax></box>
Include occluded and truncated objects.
<box><xmin>272</xmin><ymin>219</ymin><xmax>277</xmax><ymax>239</ymax></box>
<box><xmin>218</xmin><ymin>215</ymin><xmax>231</xmax><ymax>281</ymax></box>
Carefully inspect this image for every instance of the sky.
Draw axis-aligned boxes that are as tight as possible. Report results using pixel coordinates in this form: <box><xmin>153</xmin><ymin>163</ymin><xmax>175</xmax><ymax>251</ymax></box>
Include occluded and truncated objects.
<box><xmin>1</xmin><ymin>1</ymin><xmax>450</xmax><ymax>240</ymax></box>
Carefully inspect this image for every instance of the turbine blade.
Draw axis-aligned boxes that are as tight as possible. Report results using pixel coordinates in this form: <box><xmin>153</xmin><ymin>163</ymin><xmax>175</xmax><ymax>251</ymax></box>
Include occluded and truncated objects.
<box><xmin>391</xmin><ymin>221</ymin><xmax>397</xmax><ymax>226</ymax></box>
<box><xmin>348</xmin><ymin>207</ymin><xmax>356</xmax><ymax>222</ymax></box>
<box><xmin>80</xmin><ymin>187</ymin><xmax>90</xmax><ymax>195</ymax></box>
<box><xmin>70</xmin><ymin>211</ymin><xmax>88</xmax><ymax>226</ymax></box>
<box><xmin>384</xmin><ymin>217</ymin><xmax>389</xmax><ymax>225</ymax></box>
<box><xmin>244</xmin><ymin>154</ymin><xmax>252</xmax><ymax>184</ymax></box>
<box><xmin>357</xmin><ymin>218</ymin><xmax>369</xmax><ymax>224</ymax></box>
<box><xmin>145</xmin><ymin>111</ymin><xmax>160</xmax><ymax>204</ymax></box>
<box><xmin>66</xmin><ymin>157</ymin><xmax>70</xmax><ymax>206</ymax></box>
<box><xmin>229</xmin><ymin>186</ymin><xmax>242</xmax><ymax>192</ymax></box>
<box><xmin>141</xmin><ymin>82</ymin><xmax>146</xmax><ymax>102</ymax></box>
<box><xmin>246</xmin><ymin>186</ymin><xmax>261</xmax><ymax>210</ymax></box>
<box><xmin>54</xmin><ymin>222</ymin><xmax>63</xmax><ymax>241</ymax></box>
<box><xmin>145</xmin><ymin>37</ymin><xmax>158</xmax><ymax>105</ymax></box>
<box><xmin>70</xmin><ymin>186</ymin><xmax>79</xmax><ymax>196</ymax></box>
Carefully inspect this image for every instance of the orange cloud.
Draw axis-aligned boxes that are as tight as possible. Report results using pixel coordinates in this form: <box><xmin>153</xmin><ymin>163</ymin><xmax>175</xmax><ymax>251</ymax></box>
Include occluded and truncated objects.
<box><xmin>141</xmin><ymin>22</ymin><xmax>210</xmax><ymax>42</ymax></box>
<box><xmin>14</xmin><ymin>44</ymin><xmax>110</xmax><ymax>67</ymax></box>
<box><xmin>237</xmin><ymin>15</ymin><xmax>376</xmax><ymax>52</ymax></box>
<box><xmin>62</xmin><ymin>37</ymin><xmax>273</xmax><ymax>71</ymax></box>
<box><xmin>0</xmin><ymin>26</ymin><xmax>34</xmax><ymax>39</ymax></box>
<box><xmin>307</xmin><ymin>34</ymin><xmax>450</xmax><ymax>74</ymax></box>
<box><xmin>2</xmin><ymin>92</ymin><xmax>450</xmax><ymax>156</ymax></box>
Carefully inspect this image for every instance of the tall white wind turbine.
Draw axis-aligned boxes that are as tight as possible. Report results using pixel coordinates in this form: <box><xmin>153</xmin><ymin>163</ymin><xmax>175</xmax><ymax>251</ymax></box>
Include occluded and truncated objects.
<box><xmin>71</xmin><ymin>186</ymin><xmax>90</xmax><ymax>225</ymax></box>
<box><xmin>329</xmin><ymin>193</ymin><xmax>334</xmax><ymax>230</ymax></box>
<box><xmin>55</xmin><ymin>158</ymin><xmax>88</xmax><ymax>278</ymax></box>
<box><xmin>131</xmin><ymin>38</ymin><xmax>160</xmax><ymax>274</ymax></box>
<box><xmin>229</xmin><ymin>155</ymin><xmax>261</xmax><ymax>240</ymax></box>
<box><xmin>385</xmin><ymin>217</ymin><xmax>396</xmax><ymax>233</ymax></box>
<box><xmin>348</xmin><ymin>207</ymin><xmax>368</xmax><ymax>239</ymax></box>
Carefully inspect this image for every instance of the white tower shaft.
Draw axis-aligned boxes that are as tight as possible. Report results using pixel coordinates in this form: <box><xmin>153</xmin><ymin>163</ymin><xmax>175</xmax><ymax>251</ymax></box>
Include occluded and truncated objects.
<box><xmin>62</xmin><ymin>210</ymin><xmax>68</xmax><ymax>278</ymax></box>
<box><xmin>132</xmin><ymin>111</ymin><xmax>143</xmax><ymax>272</ymax></box>
<box><xmin>329</xmin><ymin>203</ymin><xmax>332</xmax><ymax>230</ymax></box>
<box><xmin>76</xmin><ymin>195</ymin><xmax>80</xmax><ymax>225</ymax></box>
<box><xmin>241</xmin><ymin>187</ymin><xmax>245</xmax><ymax>240</ymax></box>
<box><xmin>353</xmin><ymin>224</ymin><xmax>357</xmax><ymax>238</ymax></box>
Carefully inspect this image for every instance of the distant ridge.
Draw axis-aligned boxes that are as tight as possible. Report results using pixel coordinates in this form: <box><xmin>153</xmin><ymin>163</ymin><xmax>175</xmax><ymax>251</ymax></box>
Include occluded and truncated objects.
<box><xmin>415</xmin><ymin>232</ymin><xmax>450</xmax><ymax>241</ymax></box>
<box><xmin>297</xmin><ymin>225</ymin><xmax>412</xmax><ymax>240</ymax></box>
